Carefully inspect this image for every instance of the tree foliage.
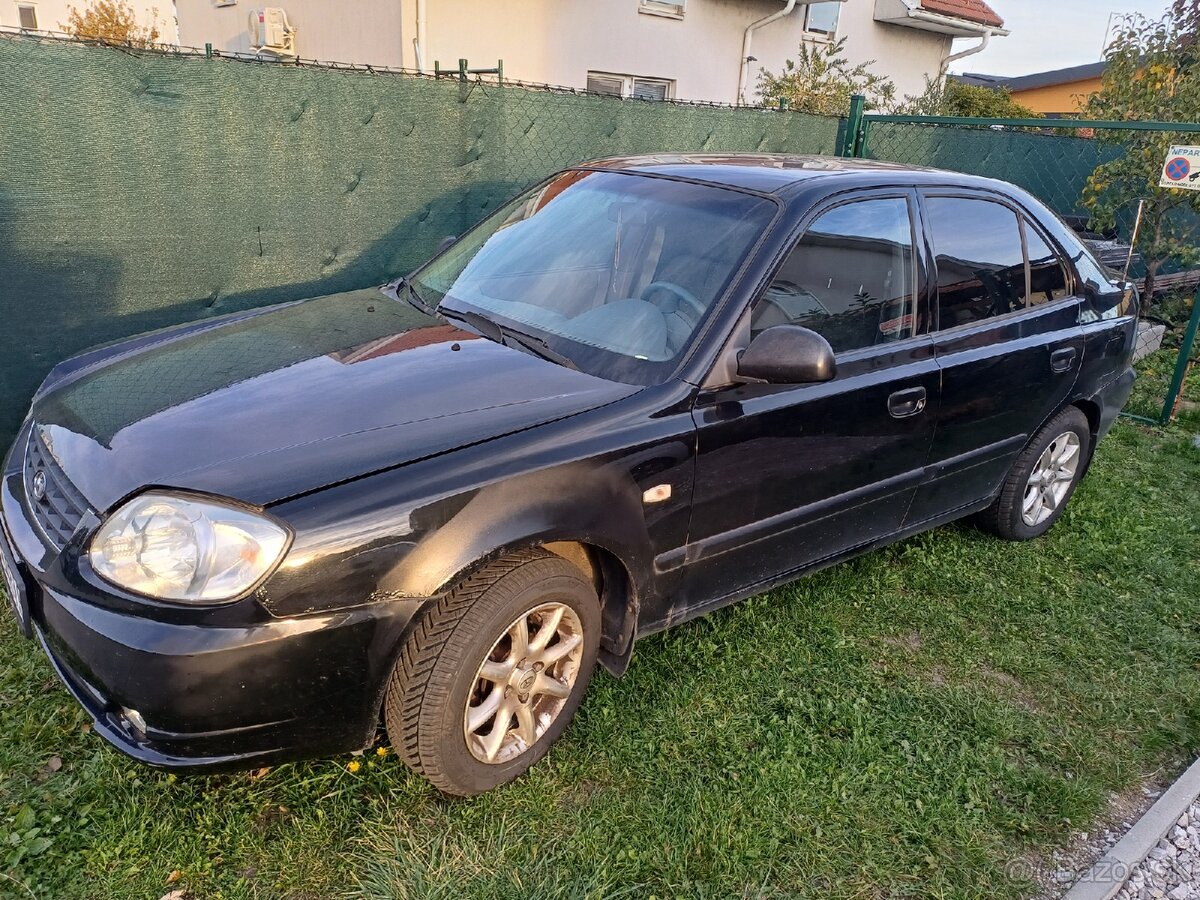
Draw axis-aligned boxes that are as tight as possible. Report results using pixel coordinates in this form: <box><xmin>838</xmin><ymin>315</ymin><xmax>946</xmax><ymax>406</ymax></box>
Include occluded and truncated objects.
<box><xmin>899</xmin><ymin>77</ymin><xmax>1040</xmax><ymax>118</ymax></box>
<box><xmin>756</xmin><ymin>40</ymin><xmax>1038</xmax><ymax>120</ymax></box>
<box><xmin>1081</xmin><ymin>1</ymin><xmax>1200</xmax><ymax>300</ymax></box>
<box><xmin>756</xmin><ymin>38</ymin><xmax>895</xmax><ymax>115</ymax></box>
<box><xmin>61</xmin><ymin>1</ymin><xmax>161</xmax><ymax>46</ymax></box>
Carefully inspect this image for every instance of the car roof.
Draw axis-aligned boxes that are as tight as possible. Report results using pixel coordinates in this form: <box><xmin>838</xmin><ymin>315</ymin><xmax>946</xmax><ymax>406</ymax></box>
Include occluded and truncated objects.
<box><xmin>580</xmin><ymin>152</ymin><xmax>1012</xmax><ymax>199</ymax></box>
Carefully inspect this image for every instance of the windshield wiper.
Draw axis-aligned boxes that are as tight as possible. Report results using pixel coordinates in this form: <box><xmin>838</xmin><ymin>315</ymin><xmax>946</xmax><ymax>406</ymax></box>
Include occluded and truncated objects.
<box><xmin>383</xmin><ymin>276</ymin><xmax>439</xmax><ymax>317</ymax></box>
<box><xmin>440</xmin><ymin>308</ymin><xmax>578</xmax><ymax>370</ymax></box>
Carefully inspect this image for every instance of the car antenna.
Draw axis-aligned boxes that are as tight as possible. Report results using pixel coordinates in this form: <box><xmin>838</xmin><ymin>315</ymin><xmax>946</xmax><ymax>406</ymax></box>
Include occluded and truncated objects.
<box><xmin>1121</xmin><ymin>199</ymin><xmax>1145</xmax><ymax>288</ymax></box>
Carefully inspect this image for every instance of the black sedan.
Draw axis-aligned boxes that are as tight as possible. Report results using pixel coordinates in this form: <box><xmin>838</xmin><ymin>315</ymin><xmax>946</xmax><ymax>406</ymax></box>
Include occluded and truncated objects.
<box><xmin>0</xmin><ymin>155</ymin><xmax>1137</xmax><ymax>795</ymax></box>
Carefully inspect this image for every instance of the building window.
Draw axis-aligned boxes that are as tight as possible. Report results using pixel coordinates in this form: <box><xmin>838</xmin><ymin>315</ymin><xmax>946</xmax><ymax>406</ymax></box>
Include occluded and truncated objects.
<box><xmin>639</xmin><ymin>0</ymin><xmax>685</xmax><ymax>19</ymax></box>
<box><xmin>804</xmin><ymin>2</ymin><xmax>840</xmax><ymax>38</ymax></box>
<box><xmin>17</xmin><ymin>3</ymin><xmax>37</xmax><ymax>29</ymax></box>
<box><xmin>587</xmin><ymin>71</ymin><xmax>675</xmax><ymax>101</ymax></box>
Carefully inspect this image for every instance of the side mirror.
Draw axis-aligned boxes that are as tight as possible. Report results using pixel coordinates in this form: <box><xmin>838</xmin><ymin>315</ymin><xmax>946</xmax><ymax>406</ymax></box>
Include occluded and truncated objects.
<box><xmin>436</xmin><ymin>235</ymin><xmax>458</xmax><ymax>254</ymax></box>
<box><xmin>737</xmin><ymin>325</ymin><xmax>836</xmax><ymax>384</ymax></box>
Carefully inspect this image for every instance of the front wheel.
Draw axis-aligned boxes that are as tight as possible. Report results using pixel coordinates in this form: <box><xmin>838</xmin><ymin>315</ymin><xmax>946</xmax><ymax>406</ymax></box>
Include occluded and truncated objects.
<box><xmin>384</xmin><ymin>548</ymin><xmax>600</xmax><ymax>796</ymax></box>
<box><xmin>976</xmin><ymin>406</ymin><xmax>1092</xmax><ymax>541</ymax></box>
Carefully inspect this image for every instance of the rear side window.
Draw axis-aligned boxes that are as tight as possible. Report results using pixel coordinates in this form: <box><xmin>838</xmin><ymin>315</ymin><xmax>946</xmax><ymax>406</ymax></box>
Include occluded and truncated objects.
<box><xmin>927</xmin><ymin>197</ymin><xmax>1027</xmax><ymax>327</ymax></box>
<box><xmin>751</xmin><ymin>197</ymin><xmax>918</xmax><ymax>353</ymax></box>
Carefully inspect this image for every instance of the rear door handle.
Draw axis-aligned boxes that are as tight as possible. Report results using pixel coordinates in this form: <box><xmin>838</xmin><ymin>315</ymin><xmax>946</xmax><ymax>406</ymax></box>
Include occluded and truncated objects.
<box><xmin>888</xmin><ymin>386</ymin><xmax>927</xmax><ymax>419</ymax></box>
<box><xmin>1051</xmin><ymin>347</ymin><xmax>1077</xmax><ymax>374</ymax></box>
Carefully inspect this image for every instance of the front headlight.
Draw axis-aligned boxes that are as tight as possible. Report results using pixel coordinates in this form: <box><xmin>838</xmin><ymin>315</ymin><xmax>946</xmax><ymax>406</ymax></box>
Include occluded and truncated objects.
<box><xmin>88</xmin><ymin>492</ymin><xmax>290</xmax><ymax>603</ymax></box>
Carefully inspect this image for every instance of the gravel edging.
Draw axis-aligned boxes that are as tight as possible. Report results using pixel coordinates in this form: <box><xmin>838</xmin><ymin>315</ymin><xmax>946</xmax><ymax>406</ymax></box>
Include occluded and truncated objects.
<box><xmin>1116</xmin><ymin>800</ymin><xmax>1200</xmax><ymax>900</ymax></box>
<box><xmin>1064</xmin><ymin>757</ymin><xmax>1200</xmax><ymax>900</ymax></box>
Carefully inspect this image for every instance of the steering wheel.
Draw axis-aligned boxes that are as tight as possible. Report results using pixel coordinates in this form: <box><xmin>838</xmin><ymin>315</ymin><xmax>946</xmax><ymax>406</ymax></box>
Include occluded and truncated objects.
<box><xmin>641</xmin><ymin>281</ymin><xmax>706</xmax><ymax>326</ymax></box>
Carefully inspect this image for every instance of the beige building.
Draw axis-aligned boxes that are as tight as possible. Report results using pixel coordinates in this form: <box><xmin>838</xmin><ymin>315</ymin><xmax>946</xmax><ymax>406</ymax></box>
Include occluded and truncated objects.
<box><xmin>1</xmin><ymin>0</ymin><xmax>173</xmax><ymax>37</ymax></box>
<box><xmin>175</xmin><ymin>0</ymin><xmax>1006</xmax><ymax>105</ymax></box>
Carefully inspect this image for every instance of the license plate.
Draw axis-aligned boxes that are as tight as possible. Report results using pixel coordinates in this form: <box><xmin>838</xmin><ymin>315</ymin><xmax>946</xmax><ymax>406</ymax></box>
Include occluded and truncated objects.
<box><xmin>0</xmin><ymin>522</ymin><xmax>31</xmax><ymax>638</ymax></box>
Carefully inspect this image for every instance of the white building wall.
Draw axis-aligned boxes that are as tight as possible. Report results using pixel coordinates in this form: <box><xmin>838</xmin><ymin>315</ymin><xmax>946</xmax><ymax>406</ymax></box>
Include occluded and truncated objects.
<box><xmin>408</xmin><ymin>0</ymin><xmax>951</xmax><ymax>104</ymax></box>
<box><xmin>176</xmin><ymin>0</ymin><xmax>405</xmax><ymax>64</ymax></box>
<box><xmin>175</xmin><ymin>0</ymin><xmax>956</xmax><ymax>105</ymax></box>
<box><xmin>0</xmin><ymin>0</ymin><xmax>175</xmax><ymax>39</ymax></box>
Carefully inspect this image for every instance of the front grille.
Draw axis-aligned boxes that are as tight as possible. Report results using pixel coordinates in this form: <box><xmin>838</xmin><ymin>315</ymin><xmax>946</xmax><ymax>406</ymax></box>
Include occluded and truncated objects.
<box><xmin>24</xmin><ymin>428</ymin><xmax>90</xmax><ymax>551</ymax></box>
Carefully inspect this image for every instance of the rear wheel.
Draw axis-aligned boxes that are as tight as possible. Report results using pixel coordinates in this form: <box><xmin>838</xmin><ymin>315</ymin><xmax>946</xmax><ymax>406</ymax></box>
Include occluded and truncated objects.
<box><xmin>976</xmin><ymin>406</ymin><xmax>1091</xmax><ymax>541</ymax></box>
<box><xmin>384</xmin><ymin>548</ymin><xmax>600</xmax><ymax>796</ymax></box>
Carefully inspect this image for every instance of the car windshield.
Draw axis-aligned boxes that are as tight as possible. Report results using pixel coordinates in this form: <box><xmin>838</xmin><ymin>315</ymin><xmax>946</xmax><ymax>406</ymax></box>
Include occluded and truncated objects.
<box><xmin>409</xmin><ymin>170</ymin><xmax>776</xmax><ymax>384</ymax></box>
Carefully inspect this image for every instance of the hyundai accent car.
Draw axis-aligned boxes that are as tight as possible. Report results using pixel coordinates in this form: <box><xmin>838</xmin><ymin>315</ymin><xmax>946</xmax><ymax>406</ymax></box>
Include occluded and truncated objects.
<box><xmin>0</xmin><ymin>155</ymin><xmax>1136</xmax><ymax>795</ymax></box>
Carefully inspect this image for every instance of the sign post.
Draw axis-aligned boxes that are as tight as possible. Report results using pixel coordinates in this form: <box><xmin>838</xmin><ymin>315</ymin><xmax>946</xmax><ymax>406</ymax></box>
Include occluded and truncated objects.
<box><xmin>1157</xmin><ymin>146</ymin><xmax>1200</xmax><ymax>422</ymax></box>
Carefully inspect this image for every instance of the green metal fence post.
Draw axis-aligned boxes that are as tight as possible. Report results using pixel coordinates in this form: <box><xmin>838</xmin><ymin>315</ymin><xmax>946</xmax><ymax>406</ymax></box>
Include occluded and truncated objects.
<box><xmin>840</xmin><ymin>94</ymin><xmax>865</xmax><ymax>158</ymax></box>
<box><xmin>1160</xmin><ymin>285</ymin><xmax>1200</xmax><ymax>424</ymax></box>
<box><xmin>857</xmin><ymin>118</ymin><xmax>870</xmax><ymax>158</ymax></box>
<box><xmin>204</xmin><ymin>42</ymin><xmax>212</xmax><ymax>59</ymax></box>
<box><xmin>497</xmin><ymin>60</ymin><xmax>503</xmax><ymax>86</ymax></box>
<box><xmin>458</xmin><ymin>58</ymin><xmax>468</xmax><ymax>83</ymax></box>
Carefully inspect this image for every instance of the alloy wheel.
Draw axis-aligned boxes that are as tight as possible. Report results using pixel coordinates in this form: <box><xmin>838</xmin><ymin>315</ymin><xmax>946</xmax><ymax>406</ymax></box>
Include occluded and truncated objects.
<box><xmin>463</xmin><ymin>601</ymin><xmax>585</xmax><ymax>764</ymax></box>
<box><xmin>1022</xmin><ymin>431</ymin><xmax>1081</xmax><ymax>527</ymax></box>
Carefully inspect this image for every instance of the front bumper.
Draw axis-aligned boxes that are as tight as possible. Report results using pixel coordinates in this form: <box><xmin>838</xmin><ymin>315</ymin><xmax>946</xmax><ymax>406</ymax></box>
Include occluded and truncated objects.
<box><xmin>32</xmin><ymin>586</ymin><xmax>424</xmax><ymax>769</ymax></box>
<box><xmin>1</xmin><ymin>432</ymin><xmax>427</xmax><ymax>770</ymax></box>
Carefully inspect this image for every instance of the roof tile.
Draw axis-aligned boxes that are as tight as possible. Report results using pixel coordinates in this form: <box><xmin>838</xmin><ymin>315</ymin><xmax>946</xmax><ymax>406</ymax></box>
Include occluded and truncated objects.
<box><xmin>919</xmin><ymin>0</ymin><xmax>1004</xmax><ymax>28</ymax></box>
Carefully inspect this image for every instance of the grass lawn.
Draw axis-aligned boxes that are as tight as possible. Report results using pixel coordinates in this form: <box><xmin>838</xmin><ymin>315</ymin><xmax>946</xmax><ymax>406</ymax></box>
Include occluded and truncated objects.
<box><xmin>0</xmin><ymin>354</ymin><xmax>1197</xmax><ymax>900</ymax></box>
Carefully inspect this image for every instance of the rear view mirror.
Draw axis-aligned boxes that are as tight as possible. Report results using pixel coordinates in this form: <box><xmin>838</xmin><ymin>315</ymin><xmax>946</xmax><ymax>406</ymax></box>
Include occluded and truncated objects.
<box><xmin>737</xmin><ymin>325</ymin><xmax>836</xmax><ymax>384</ymax></box>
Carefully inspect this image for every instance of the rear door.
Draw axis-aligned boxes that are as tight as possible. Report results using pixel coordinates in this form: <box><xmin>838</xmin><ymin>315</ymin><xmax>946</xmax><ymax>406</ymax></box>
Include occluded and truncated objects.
<box><xmin>906</xmin><ymin>190</ymin><xmax>1085</xmax><ymax>525</ymax></box>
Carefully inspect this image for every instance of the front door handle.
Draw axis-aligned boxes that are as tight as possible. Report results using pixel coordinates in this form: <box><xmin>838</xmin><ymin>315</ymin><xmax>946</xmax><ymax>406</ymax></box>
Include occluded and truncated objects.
<box><xmin>1051</xmin><ymin>347</ymin><xmax>1077</xmax><ymax>374</ymax></box>
<box><xmin>888</xmin><ymin>386</ymin><xmax>927</xmax><ymax>419</ymax></box>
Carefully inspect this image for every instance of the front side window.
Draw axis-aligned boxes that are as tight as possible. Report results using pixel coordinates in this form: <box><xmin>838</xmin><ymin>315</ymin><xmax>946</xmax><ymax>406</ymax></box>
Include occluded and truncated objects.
<box><xmin>411</xmin><ymin>170</ymin><xmax>775</xmax><ymax>384</ymax></box>
<box><xmin>927</xmin><ymin>197</ymin><xmax>1028</xmax><ymax>327</ymax></box>
<box><xmin>751</xmin><ymin>197</ymin><xmax>918</xmax><ymax>353</ymax></box>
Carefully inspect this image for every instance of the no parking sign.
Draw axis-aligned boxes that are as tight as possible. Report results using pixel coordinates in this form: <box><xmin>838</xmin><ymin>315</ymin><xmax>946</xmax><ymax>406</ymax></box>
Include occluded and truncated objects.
<box><xmin>1160</xmin><ymin>145</ymin><xmax>1200</xmax><ymax>190</ymax></box>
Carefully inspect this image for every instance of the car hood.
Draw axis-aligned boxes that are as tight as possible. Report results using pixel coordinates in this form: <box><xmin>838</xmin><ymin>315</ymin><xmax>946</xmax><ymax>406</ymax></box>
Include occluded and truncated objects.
<box><xmin>29</xmin><ymin>290</ymin><xmax>640</xmax><ymax>510</ymax></box>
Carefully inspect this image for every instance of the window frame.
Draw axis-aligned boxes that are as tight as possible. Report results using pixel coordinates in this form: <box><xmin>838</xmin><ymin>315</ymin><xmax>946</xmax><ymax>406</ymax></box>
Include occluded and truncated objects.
<box><xmin>802</xmin><ymin>2</ymin><xmax>840</xmax><ymax>39</ymax></box>
<box><xmin>630</xmin><ymin>76</ymin><xmax>674</xmax><ymax>101</ymax></box>
<box><xmin>750</xmin><ymin>187</ymin><xmax>928</xmax><ymax>360</ymax></box>
<box><xmin>16</xmin><ymin>2</ymin><xmax>37</xmax><ymax>30</ymax></box>
<box><xmin>586</xmin><ymin>70</ymin><xmax>675</xmax><ymax>101</ymax></box>
<box><xmin>918</xmin><ymin>188</ymin><xmax>1079</xmax><ymax>334</ymax></box>
<box><xmin>639</xmin><ymin>0</ymin><xmax>685</xmax><ymax>19</ymax></box>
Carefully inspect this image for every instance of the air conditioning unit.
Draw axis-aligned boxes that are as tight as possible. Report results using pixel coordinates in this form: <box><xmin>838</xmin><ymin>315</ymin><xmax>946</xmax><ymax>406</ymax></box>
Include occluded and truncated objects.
<box><xmin>248</xmin><ymin>7</ymin><xmax>296</xmax><ymax>57</ymax></box>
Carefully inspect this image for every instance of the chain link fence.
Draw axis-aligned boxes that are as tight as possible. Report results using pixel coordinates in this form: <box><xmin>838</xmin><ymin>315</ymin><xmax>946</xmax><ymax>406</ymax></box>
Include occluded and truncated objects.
<box><xmin>0</xmin><ymin>28</ymin><xmax>846</xmax><ymax>446</ymax></box>
<box><xmin>3</xmin><ymin>30</ymin><xmax>1198</xmax><ymax>439</ymax></box>
<box><xmin>854</xmin><ymin>113</ymin><xmax>1200</xmax><ymax>425</ymax></box>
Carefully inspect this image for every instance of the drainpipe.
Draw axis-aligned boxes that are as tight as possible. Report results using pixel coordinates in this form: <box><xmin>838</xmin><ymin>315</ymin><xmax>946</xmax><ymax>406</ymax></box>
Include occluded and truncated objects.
<box><xmin>940</xmin><ymin>29</ymin><xmax>991</xmax><ymax>77</ymax></box>
<box><xmin>737</xmin><ymin>0</ymin><xmax>798</xmax><ymax>106</ymax></box>
<box><xmin>413</xmin><ymin>0</ymin><xmax>427</xmax><ymax>73</ymax></box>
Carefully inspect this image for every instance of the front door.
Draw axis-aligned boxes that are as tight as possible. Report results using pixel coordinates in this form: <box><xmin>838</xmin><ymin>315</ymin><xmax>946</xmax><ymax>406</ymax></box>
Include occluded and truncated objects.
<box><xmin>906</xmin><ymin>191</ymin><xmax>1086</xmax><ymax>525</ymax></box>
<box><xmin>673</xmin><ymin>192</ymin><xmax>940</xmax><ymax>612</ymax></box>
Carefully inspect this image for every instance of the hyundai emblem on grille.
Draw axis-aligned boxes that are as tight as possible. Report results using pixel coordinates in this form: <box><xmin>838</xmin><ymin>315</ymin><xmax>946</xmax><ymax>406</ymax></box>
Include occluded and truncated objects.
<box><xmin>31</xmin><ymin>469</ymin><xmax>47</xmax><ymax>502</ymax></box>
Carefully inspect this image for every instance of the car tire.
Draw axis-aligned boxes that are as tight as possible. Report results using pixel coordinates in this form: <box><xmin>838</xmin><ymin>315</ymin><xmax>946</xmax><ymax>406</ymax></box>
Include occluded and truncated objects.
<box><xmin>384</xmin><ymin>547</ymin><xmax>600</xmax><ymax>797</ymax></box>
<box><xmin>976</xmin><ymin>406</ymin><xmax>1092</xmax><ymax>541</ymax></box>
